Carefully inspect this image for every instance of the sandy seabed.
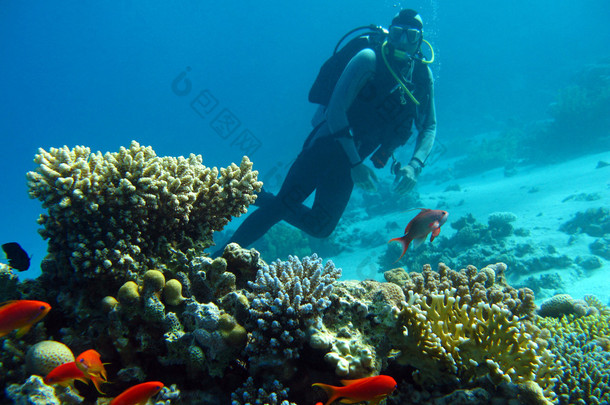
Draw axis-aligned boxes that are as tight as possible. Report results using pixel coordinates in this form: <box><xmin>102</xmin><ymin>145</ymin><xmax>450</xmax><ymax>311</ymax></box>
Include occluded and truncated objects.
<box><xmin>335</xmin><ymin>151</ymin><xmax>610</xmax><ymax>305</ymax></box>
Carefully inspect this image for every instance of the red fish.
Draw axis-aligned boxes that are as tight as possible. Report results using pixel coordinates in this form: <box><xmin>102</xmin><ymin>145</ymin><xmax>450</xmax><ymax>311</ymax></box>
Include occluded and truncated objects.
<box><xmin>389</xmin><ymin>208</ymin><xmax>448</xmax><ymax>261</ymax></box>
<box><xmin>0</xmin><ymin>300</ymin><xmax>51</xmax><ymax>338</ymax></box>
<box><xmin>312</xmin><ymin>375</ymin><xmax>397</xmax><ymax>405</ymax></box>
<box><xmin>110</xmin><ymin>381</ymin><xmax>164</xmax><ymax>405</ymax></box>
<box><xmin>76</xmin><ymin>349</ymin><xmax>109</xmax><ymax>393</ymax></box>
<box><xmin>44</xmin><ymin>361</ymin><xmax>89</xmax><ymax>387</ymax></box>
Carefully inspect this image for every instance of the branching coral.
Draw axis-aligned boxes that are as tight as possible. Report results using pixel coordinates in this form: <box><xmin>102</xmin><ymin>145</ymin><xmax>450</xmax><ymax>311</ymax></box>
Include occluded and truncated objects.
<box><xmin>390</xmin><ymin>288</ymin><xmax>558</xmax><ymax>401</ymax></box>
<box><xmin>26</xmin><ymin>141</ymin><xmax>262</xmax><ymax>283</ymax></box>
<box><xmin>533</xmin><ymin>294</ymin><xmax>610</xmax><ymax>404</ymax></box>
<box><xmin>245</xmin><ymin>254</ymin><xmax>341</xmax><ymax>377</ymax></box>
<box><xmin>547</xmin><ymin>333</ymin><xmax>610</xmax><ymax>405</ymax></box>
<box><xmin>230</xmin><ymin>376</ymin><xmax>296</xmax><ymax>405</ymax></box>
<box><xmin>389</xmin><ymin>263</ymin><xmax>537</xmax><ymax>319</ymax></box>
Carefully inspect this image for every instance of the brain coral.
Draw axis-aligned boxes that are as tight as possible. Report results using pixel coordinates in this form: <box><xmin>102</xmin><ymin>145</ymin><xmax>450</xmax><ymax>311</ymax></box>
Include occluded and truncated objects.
<box><xmin>25</xmin><ymin>340</ymin><xmax>74</xmax><ymax>376</ymax></box>
<box><xmin>26</xmin><ymin>141</ymin><xmax>262</xmax><ymax>282</ymax></box>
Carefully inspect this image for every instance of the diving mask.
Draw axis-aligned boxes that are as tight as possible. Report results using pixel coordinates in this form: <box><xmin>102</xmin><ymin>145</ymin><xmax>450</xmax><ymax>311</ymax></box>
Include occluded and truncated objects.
<box><xmin>389</xmin><ymin>25</ymin><xmax>422</xmax><ymax>45</ymax></box>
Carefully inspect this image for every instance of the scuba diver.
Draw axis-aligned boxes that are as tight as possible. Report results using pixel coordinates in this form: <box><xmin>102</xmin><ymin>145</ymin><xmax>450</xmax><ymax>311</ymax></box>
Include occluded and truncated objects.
<box><xmin>212</xmin><ymin>9</ymin><xmax>436</xmax><ymax>256</ymax></box>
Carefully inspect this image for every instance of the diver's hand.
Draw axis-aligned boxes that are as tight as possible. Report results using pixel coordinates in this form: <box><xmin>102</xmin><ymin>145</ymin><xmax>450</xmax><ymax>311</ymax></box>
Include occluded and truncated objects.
<box><xmin>394</xmin><ymin>165</ymin><xmax>418</xmax><ymax>194</ymax></box>
<box><xmin>351</xmin><ymin>163</ymin><xmax>378</xmax><ymax>192</ymax></box>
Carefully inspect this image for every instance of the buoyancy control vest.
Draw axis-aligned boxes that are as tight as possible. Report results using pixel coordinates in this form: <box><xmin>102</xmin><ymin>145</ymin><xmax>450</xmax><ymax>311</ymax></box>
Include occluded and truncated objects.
<box><xmin>347</xmin><ymin>52</ymin><xmax>432</xmax><ymax>161</ymax></box>
<box><xmin>308</xmin><ymin>25</ymin><xmax>433</xmax><ymax>166</ymax></box>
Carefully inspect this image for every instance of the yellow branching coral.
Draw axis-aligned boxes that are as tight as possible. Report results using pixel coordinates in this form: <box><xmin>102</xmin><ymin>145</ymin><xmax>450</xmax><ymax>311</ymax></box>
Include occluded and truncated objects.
<box><xmin>27</xmin><ymin>141</ymin><xmax>262</xmax><ymax>282</ymax></box>
<box><xmin>391</xmin><ymin>289</ymin><xmax>558</xmax><ymax>401</ymax></box>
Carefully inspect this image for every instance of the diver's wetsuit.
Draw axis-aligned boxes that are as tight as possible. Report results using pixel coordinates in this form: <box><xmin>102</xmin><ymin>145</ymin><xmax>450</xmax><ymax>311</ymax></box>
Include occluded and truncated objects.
<box><xmin>214</xmin><ymin>45</ymin><xmax>436</xmax><ymax>253</ymax></box>
<box><xmin>226</xmin><ymin>129</ymin><xmax>352</xmax><ymax>248</ymax></box>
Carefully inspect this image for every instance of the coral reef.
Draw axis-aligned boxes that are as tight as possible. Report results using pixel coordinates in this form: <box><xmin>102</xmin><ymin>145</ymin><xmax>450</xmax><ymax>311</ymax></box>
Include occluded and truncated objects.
<box><xmin>255</xmin><ymin>223</ymin><xmax>312</xmax><ymax>262</ymax></box>
<box><xmin>386</xmin><ymin>263</ymin><xmax>537</xmax><ymax>319</ymax></box>
<box><xmin>6</xmin><ymin>140</ymin><xmax>608</xmax><ymax>404</ymax></box>
<box><xmin>518</xmin><ymin>273</ymin><xmax>563</xmax><ymax>296</ymax></box>
<box><xmin>590</xmin><ymin>236</ymin><xmax>610</xmax><ymax>260</ymax></box>
<box><xmin>560</xmin><ymin>207</ymin><xmax>610</xmax><ymax>238</ymax></box>
<box><xmin>308</xmin><ymin>280</ymin><xmax>403</xmax><ymax>377</ymax></box>
<box><xmin>246</xmin><ymin>254</ymin><xmax>341</xmax><ymax>378</ymax></box>
<box><xmin>154</xmin><ymin>384</ymin><xmax>181</xmax><ymax>405</ymax></box>
<box><xmin>230</xmin><ymin>377</ymin><xmax>296</xmax><ymax>405</ymax></box>
<box><xmin>26</xmin><ymin>140</ymin><xmax>261</xmax><ymax>286</ymax></box>
<box><xmin>538</xmin><ymin>294</ymin><xmax>598</xmax><ymax>318</ymax></box>
<box><xmin>5</xmin><ymin>375</ymin><xmax>84</xmax><ymax>405</ymax></box>
<box><xmin>306</xmin><ymin>262</ymin><xmax>556</xmax><ymax>403</ymax></box>
<box><xmin>537</xmin><ymin>296</ymin><xmax>610</xmax><ymax>342</ymax></box>
<box><xmin>390</xmin><ymin>288</ymin><xmax>558</xmax><ymax>397</ymax></box>
<box><xmin>379</xmin><ymin>263</ymin><xmax>555</xmax><ymax>401</ymax></box>
<box><xmin>536</xmin><ymin>295</ymin><xmax>610</xmax><ymax>404</ymax></box>
<box><xmin>549</xmin><ymin>333</ymin><xmax>610</xmax><ymax>405</ymax></box>
<box><xmin>0</xmin><ymin>264</ymin><xmax>20</xmax><ymax>301</ymax></box>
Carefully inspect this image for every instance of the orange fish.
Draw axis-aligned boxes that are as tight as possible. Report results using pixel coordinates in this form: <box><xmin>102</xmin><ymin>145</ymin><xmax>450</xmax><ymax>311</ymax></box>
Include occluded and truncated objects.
<box><xmin>312</xmin><ymin>375</ymin><xmax>397</xmax><ymax>405</ymax></box>
<box><xmin>76</xmin><ymin>349</ymin><xmax>108</xmax><ymax>380</ymax></box>
<box><xmin>0</xmin><ymin>300</ymin><xmax>51</xmax><ymax>338</ymax></box>
<box><xmin>389</xmin><ymin>208</ymin><xmax>448</xmax><ymax>261</ymax></box>
<box><xmin>44</xmin><ymin>361</ymin><xmax>89</xmax><ymax>387</ymax></box>
<box><xmin>110</xmin><ymin>381</ymin><xmax>164</xmax><ymax>405</ymax></box>
<box><xmin>76</xmin><ymin>349</ymin><xmax>109</xmax><ymax>393</ymax></box>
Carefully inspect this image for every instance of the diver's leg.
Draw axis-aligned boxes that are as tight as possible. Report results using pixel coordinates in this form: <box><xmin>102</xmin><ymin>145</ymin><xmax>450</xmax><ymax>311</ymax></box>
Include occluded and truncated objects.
<box><xmin>281</xmin><ymin>137</ymin><xmax>353</xmax><ymax>237</ymax></box>
<box><xmin>211</xmin><ymin>143</ymin><xmax>319</xmax><ymax>255</ymax></box>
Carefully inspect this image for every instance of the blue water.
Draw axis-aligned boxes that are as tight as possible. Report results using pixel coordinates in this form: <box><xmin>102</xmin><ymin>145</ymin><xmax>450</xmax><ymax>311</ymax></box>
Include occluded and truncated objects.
<box><xmin>1</xmin><ymin>0</ymin><xmax>608</xmax><ymax>279</ymax></box>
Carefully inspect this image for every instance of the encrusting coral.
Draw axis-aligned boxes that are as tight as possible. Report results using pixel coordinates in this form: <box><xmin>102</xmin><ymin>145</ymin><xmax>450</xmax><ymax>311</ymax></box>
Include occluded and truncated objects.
<box><xmin>6</xmin><ymin>375</ymin><xmax>84</xmax><ymax>405</ymax></box>
<box><xmin>308</xmin><ymin>280</ymin><xmax>403</xmax><ymax>377</ymax></box>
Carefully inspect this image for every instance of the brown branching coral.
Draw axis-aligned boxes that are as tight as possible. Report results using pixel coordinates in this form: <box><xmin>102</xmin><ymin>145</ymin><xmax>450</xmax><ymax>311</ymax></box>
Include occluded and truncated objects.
<box><xmin>387</xmin><ymin>262</ymin><xmax>536</xmax><ymax>319</ymax></box>
<box><xmin>26</xmin><ymin>141</ymin><xmax>262</xmax><ymax>283</ymax></box>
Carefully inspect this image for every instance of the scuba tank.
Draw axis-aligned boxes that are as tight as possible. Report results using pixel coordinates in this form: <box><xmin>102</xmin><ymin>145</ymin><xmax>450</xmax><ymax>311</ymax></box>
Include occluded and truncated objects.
<box><xmin>308</xmin><ymin>25</ymin><xmax>388</xmax><ymax>106</ymax></box>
